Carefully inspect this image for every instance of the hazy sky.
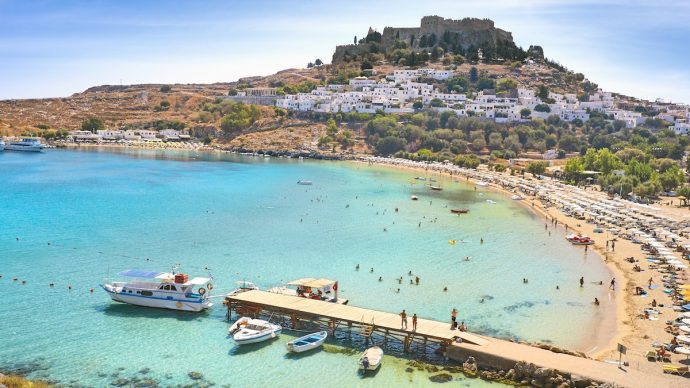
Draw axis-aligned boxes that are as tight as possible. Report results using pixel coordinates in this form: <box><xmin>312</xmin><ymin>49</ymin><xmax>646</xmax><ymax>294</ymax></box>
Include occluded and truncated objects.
<box><xmin>1</xmin><ymin>0</ymin><xmax>689</xmax><ymax>102</ymax></box>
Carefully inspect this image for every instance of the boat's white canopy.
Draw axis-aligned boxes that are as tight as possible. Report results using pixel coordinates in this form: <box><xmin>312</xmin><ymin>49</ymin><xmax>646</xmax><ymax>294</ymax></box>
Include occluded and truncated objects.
<box><xmin>287</xmin><ymin>278</ymin><xmax>336</xmax><ymax>288</ymax></box>
<box><xmin>185</xmin><ymin>277</ymin><xmax>210</xmax><ymax>286</ymax></box>
<box><xmin>118</xmin><ymin>269</ymin><xmax>173</xmax><ymax>279</ymax></box>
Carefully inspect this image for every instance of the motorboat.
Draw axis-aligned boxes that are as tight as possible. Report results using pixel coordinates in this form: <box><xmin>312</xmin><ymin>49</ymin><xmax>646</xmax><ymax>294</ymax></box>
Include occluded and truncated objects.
<box><xmin>101</xmin><ymin>269</ymin><xmax>213</xmax><ymax>312</ymax></box>
<box><xmin>510</xmin><ymin>194</ymin><xmax>523</xmax><ymax>200</ymax></box>
<box><xmin>414</xmin><ymin>177</ymin><xmax>426</xmax><ymax>181</ymax></box>
<box><xmin>411</xmin><ymin>195</ymin><xmax>418</xmax><ymax>201</ymax></box>
<box><xmin>297</xmin><ymin>180</ymin><xmax>313</xmax><ymax>185</ymax></box>
<box><xmin>0</xmin><ymin>139</ymin><xmax>4</xmax><ymax>151</ymax></box>
<box><xmin>358</xmin><ymin>346</ymin><xmax>383</xmax><ymax>371</ymax></box>
<box><xmin>227</xmin><ymin>280</ymin><xmax>259</xmax><ymax>297</ymax></box>
<box><xmin>286</xmin><ymin>331</ymin><xmax>327</xmax><ymax>353</ymax></box>
<box><xmin>486</xmin><ymin>199</ymin><xmax>496</xmax><ymax>204</ymax></box>
<box><xmin>4</xmin><ymin>137</ymin><xmax>45</xmax><ymax>152</ymax></box>
<box><xmin>429</xmin><ymin>185</ymin><xmax>443</xmax><ymax>191</ymax></box>
<box><xmin>450</xmin><ymin>208</ymin><xmax>469</xmax><ymax>214</ymax></box>
<box><xmin>230</xmin><ymin>317</ymin><xmax>282</xmax><ymax>345</ymax></box>
<box><xmin>476</xmin><ymin>181</ymin><xmax>489</xmax><ymax>187</ymax></box>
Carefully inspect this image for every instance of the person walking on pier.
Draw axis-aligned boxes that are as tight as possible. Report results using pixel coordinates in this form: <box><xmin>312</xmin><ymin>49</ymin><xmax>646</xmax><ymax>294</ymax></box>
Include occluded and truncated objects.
<box><xmin>412</xmin><ymin>313</ymin><xmax>418</xmax><ymax>332</ymax></box>
<box><xmin>400</xmin><ymin>309</ymin><xmax>408</xmax><ymax>329</ymax></box>
<box><xmin>451</xmin><ymin>308</ymin><xmax>458</xmax><ymax>329</ymax></box>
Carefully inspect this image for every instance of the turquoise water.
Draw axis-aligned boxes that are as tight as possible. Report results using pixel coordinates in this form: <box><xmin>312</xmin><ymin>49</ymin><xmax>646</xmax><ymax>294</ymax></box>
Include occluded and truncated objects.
<box><xmin>0</xmin><ymin>148</ymin><xmax>613</xmax><ymax>387</ymax></box>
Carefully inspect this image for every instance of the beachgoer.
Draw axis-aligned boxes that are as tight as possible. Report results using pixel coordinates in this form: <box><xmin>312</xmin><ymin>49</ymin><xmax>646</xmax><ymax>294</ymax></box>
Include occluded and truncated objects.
<box><xmin>652</xmin><ymin>299</ymin><xmax>657</xmax><ymax>307</ymax></box>
<box><xmin>378</xmin><ymin>276</ymin><xmax>382</xmax><ymax>282</ymax></box>
<box><xmin>594</xmin><ymin>298</ymin><xmax>600</xmax><ymax>306</ymax></box>
<box><xmin>400</xmin><ymin>310</ymin><xmax>408</xmax><ymax>329</ymax></box>
<box><xmin>370</xmin><ymin>268</ymin><xmax>374</xmax><ymax>273</ymax></box>
<box><xmin>580</xmin><ymin>277</ymin><xmax>584</xmax><ymax>287</ymax></box>
<box><xmin>648</xmin><ymin>277</ymin><xmax>653</xmax><ymax>288</ymax></box>
<box><xmin>408</xmin><ymin>270</ymin><xmax>412</xmax><ymax>276</ymax></box>
<box><xmin>410</xmin><ymin>279</ymin><xmax>413</xmax><ymax>284</ymax></box>
<box><xmin>611</xmin><ymin>241</ymin><xmax>615</xmax><ymax>251</ymax></box>
<box><xmin>459</xmin><ymin>321</ymin><xmax>467</xmax><ymax>332</ymax></box>
<box><xmin>398</xmin><ymin>277</ymin><xmax>402</xmax><ymax>284</ymax></box>
<box><xmin>480</xmin><ymin>238</ymin><xmax>484</xmax><ymax>244</ymax></box>
<box><xmin>443</xmin><ymin>286</ymin><xmax>448</xmax><ymax>292</ymax></box>
<box><xmin>356</xmin><ymin>264</ymin><xmax>360</xmax><ymax>271</ymax></box>
<box><xmin>412</xmin><ymin>314</ymin><xmax>418</xmax><ymax>331</ymax></box>
<box><xmin>585</xmin><ymin>245</ymin><xmax>588</xmax><ymax>252</ymax></box>
<box><xmin>556</xmin><ymin>285</ymin><xmax>559</xmax><ymax>290</ymax></box>
<box><xmin>610</xmin><ymin>278</ymin><xmax>616</xmax><ymax>290</ymax></box>
<box><xmin>415</xmin><ymin>276</ymin><xmax>420</xmax><ymax>285</ymax></box>
<box><xmin>451</xmin><ymin>308</ymin><xmax>458</xmax><ymax>328</ymax></box>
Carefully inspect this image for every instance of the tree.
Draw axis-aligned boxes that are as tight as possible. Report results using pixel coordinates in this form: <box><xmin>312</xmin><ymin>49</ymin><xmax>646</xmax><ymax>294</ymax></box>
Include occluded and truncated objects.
<box><xmin>160</xmin><ymin>85</ymin><xmax>172</xmax><ymax>93</ymax></box>
<box><xmin>376</xmin><ymin>136</ymin><xmax>406</xmax><ymax>155</ymax></box>
<box><xmin>307</xmin><ymin>62</ymin><xmax>314</xmax><ymax>68</ymax></box>
<box><xmin>659</xmin><ymin>165</ymin><xmax>685</xmax><ymax>191</ymax></box>
<box><xmin>527</xmin><ymin>161</ymin><xmax>547</xmax><ymax>176</ymax></box>
<box><xmin>314</xmin><ymin>58</ymin><xmax>323</xmax><ymax>66</ymax></box>
<box><xmin>559</xmin><ymin>134</ymin><xmax>579</xmax><ymax>152</ymax></box>
<box><xmin>537</xmin><ymin>84</ymin><xmax>549</xmax><ymax>100</ymax></box>
<box><xmin>563</xmin><ymin>157</ymin><xmax>584</xmax><ymax>180</ymax></box>
<box><xmin>534</xmin><ymin>104</ymin><xmax>551</xmax><ymax>113</ymax></box>
<box><xmin>497</xmin><ymin>78</ymin><xmax>517</xmax><ymax>92</ymax></box>
<box><xmin>469</xmin><ymin>67</ymin><xmax>479</xmax><ymax>83</ymax></box>
<box><xmin>81</xmin><ymin>117</ymin><xmax>104</xmax><ymax>133</ymax></box>
<box><xmin>412</xmin><ymin>101</ymin><xmax>423</xmax><ymax>110</ymax></box>
<box><xmin>520</xmin><ymin>108</ymin><xmax>531</xmax><ymax>119</ymax></box>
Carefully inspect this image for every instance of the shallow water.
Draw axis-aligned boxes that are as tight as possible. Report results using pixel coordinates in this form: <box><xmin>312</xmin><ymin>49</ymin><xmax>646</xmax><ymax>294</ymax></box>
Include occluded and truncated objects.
<box><xmin>0</xmin><ymin>148</ymin><xmax>613</xmax><ymax>386</ymax></box>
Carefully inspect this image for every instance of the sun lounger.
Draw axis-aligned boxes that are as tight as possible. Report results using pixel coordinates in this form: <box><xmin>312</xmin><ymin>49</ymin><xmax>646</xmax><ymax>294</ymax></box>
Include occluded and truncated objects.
<box><xmin>663</xmin><ymin>364</ymin><xmax>689</xmax><ymax>376</ymax></box>
<box><xmin>646</xmin><ymin>350</ymin><xmax>658</xmax><ymax>361</ymax></box>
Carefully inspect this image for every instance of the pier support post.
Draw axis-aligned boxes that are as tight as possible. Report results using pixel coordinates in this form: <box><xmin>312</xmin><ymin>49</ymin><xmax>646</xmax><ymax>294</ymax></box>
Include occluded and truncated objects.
<box><xmin>329</xmin><ymin>319</ymin><xmax>337</xmax><ymax>337</ymax></box>
<box><xmin>403</xmin><ymin>335</ymin><xmax>411</xmax><ymax>353</ymax></box>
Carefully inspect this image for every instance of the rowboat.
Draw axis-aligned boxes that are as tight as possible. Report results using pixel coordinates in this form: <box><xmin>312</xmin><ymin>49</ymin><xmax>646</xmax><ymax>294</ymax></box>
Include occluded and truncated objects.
<box><xmin>230</xmin><ymin>317</ymin><xmax>282</xmax><ymax>345</ymax></box>
<box><xmin>451</xmin><ymin>208</ymin><xmax>469</xmax><ymax>214</ymax></box>
<box><xmin>430</xmin><ymin>185</ymin><xmax>442</xmax><ymax>191</ymax></box>
<box><xmin>358</xmin><ymin>346</ymin><xmax>383</xmax><ymax>371</ymax></box>
<box><xmin>286</xmin><ymin>331</ymin><xmax>327</xmax><ymax>353</ymax></box>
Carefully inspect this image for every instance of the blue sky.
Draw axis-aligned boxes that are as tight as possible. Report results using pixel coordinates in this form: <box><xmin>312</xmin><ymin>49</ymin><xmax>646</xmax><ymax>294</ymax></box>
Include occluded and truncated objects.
<box><xmin>1</xmin><ymin>0</ymin><xmax>689</xmax><ymax>102</ymax></box>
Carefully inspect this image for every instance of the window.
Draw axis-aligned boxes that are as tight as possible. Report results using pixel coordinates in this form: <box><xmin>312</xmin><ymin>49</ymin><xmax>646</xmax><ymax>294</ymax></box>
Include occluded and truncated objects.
<box><xmin>141</xmin><ymin>291</ymin><xmax>153</xmax><ymax>296</ymax></box>
<box><xmin>169</xmin><ymin>285</ymin><xmax>177</xmax><ymax>291</ymax></box>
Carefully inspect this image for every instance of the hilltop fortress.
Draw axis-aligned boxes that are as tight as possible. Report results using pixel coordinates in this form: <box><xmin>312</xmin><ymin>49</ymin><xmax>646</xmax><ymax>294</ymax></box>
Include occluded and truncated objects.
<box><xmin>333</xmin><ymin>15</ymin><xmax>537</xmax><ymax>64</ymax></box>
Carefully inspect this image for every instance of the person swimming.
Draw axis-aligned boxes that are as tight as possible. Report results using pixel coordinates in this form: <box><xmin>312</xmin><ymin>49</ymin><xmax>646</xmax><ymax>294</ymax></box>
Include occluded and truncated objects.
<box><xmin>378</xmin><ymin>276</ymin><xmax>382</xmax><ymax>282</ymax></box>
<box><xmin>370</xmin><ymin>268</ymin><xmax>374</xmax><ymax>273</ymax></box>
<box><xmin>356</xmin><ymin>264</ymin><xmax>360</xmax><ymax>270</ymax></box>
<box><xmin>443</xmin><ymin>286</ymin><xmax>448</xmax><ymax>292</ymax></box>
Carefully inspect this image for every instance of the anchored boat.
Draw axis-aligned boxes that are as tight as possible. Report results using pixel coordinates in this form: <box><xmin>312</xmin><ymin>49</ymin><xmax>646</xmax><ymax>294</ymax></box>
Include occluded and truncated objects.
<box><xmin>358</xmin><ymin>346</ymin><xmax>383</xmax><ymax>372</ymax></box>
<box><xmin>286</xmin><ymin>331</ymin><xmax>327</xmax><ymax>353</ymax></box>
<box><xmin>101</xmin><ymin>269</ymin><xmax>213</xmax><ymax>312</ymax></box>
<box><xmin>450</xmin><ymin>208</ymin><xmax>469</xmax><ymax>214</ymax></box>
<box><xmin>4</xmin><ymin>137</ymin><xmax>45</xmax><ymax>152</ymax></box>
<box><xmin>230</xmin><ymin>317</ymin><xmax>282</xmax><ymax>345</ymax></box>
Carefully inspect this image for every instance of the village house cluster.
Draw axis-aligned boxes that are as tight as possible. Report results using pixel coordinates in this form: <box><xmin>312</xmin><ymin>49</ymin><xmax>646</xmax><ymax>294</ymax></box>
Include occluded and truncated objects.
<box><xmin>66</xmin><ymin>128</ymin><xmax>191</xmax><ymax>143</ymax></box>
<box><xmin>276</xmin><ymin>69</ymin><xmax>690</xmax><ymax>132</ymax></box>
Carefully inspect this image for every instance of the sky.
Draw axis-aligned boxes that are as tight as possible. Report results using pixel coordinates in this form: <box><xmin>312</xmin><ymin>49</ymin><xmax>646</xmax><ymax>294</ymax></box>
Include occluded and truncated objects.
<box><xmin>1</xmin><ymin>0</ymin><xmax>689</xmax><ymax>103</ymax></box>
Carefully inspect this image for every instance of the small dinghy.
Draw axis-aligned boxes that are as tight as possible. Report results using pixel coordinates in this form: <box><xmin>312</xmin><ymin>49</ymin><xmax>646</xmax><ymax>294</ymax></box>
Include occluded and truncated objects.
<box><xmin>297</xmin><ymin>180</ymin><xmax>313</xmax><ymax>185</ymax></box>
<box><xmin>450</xmin><ymin>208</ymin><xmax>469</xmax><ymax>214</ymax></box>
<box><xmin>410</xmin><ymin>195</ymin><xmax>418</xmax><ymax>201</ymax></box>
<box><xmin>230</xmin><ymin>317</ymin><xmax>282</xmax><ymax>345</ymax></box>
<box><xmin>286</xmin><ymin>331</ymin><xmax>327</xmax><ymax>353</ymax></box>
<box><xmin>429</xmin><ymin>185</ymin><xmax>442</xmax><ymax>191</ymax></box>
<box><xmin>358</xmin><ymin>346</ymin><xmax>383</xmax><ymax>372</ymax></box>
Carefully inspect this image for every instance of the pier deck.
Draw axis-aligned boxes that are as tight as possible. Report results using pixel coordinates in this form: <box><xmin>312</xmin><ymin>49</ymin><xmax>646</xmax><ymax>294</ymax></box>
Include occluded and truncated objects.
<box><xmin>226</xmin><ymin>290</ymin><xmax>684</xmax><ymax>387</ymax></box>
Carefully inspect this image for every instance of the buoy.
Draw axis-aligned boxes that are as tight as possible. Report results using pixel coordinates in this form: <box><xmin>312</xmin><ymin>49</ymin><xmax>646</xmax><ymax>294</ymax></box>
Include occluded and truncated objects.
<box><xmin>90</xmin><ymin>288</ymin><xmax>94</xmax><ymax>293</ymax></box>
<box><xmin>22</xmin><ymin>280</ymin><xmax>26</xmax><ymax>284</ymax></box>
<box><xmin>13</xmin><ymin>277</ymin><xmax>18</xmax><ymax>281</ymax></box>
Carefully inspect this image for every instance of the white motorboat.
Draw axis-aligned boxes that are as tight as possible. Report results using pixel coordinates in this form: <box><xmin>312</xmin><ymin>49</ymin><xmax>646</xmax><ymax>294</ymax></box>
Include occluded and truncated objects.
<box><xmin>411</xmin><ymin>195</ymin><xmax>418</xmax><ymax>201</ymax></box>
<box><xmin>230</xmin><ymin>317</ymin><xmax>282</xmax><ymax>345</ymax></box>
<box><xmin>4</xmin><ymin>137</ymin><xmax>45</xmax><ymax>152</ymax></box>
<box><xmin>101</xmin><ymin>269</ymin><xmax>213</xmax><ymax>312</ymax></box>
<box><xmin>476</xmin><ymin>181</ymin><xmax>489</xmax><ymax>187</ymax></box>
<box><xmin>0</xmin><ymin>139</ymin><xmax>4</xmax><ymax>151</ymax></box>
<box><xmin>227</xmin><ymin>280</ymin><xmax>259</xmax><ymax>297</ymax></box>
<box><xmin>358</xmin><ymin>346</ymin><xmax>383</xmax><ymax>371</ymax></box>
<box><xmin>511</xmin><ymin>194</ymin><xmax>523</xmax><ymax>200</ymax></box>
<box><xmin>286</xmin><ymin>331</ymin><xmax>327</xmax><ymax>353</ymax></box>
<box><xmin>297</xmin><ymin>180</ymin><xmax>313</xmax><ymax>185</ymax></box>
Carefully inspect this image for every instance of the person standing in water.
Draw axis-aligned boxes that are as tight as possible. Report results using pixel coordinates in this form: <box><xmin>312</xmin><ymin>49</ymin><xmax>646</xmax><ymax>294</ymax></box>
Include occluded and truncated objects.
<box><xmin>580</xmin><ymin>277</ymin><xmax>584</xmax><ymax>287</ymax></box>
<box><xmin>451</xmin><ymin>308</ymin><xmax>458</xmax><ymax>328</ymax></box>
<box><xmin>610</xmin><ymin>278</ymin><xmax>616</xmax><ymax>290</ymax></box>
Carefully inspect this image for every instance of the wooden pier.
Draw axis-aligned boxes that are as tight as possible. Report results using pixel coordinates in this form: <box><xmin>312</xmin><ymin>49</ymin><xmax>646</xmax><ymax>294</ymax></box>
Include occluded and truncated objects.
<box><xmin>226</xmin><ymin>290</ymin><xmax>486</xmax><ymax>352</ymax></box>
<box><xmin>225</xmin><ymin>290</ymin><xmax>684</xmax><ymax>387</ymax></box>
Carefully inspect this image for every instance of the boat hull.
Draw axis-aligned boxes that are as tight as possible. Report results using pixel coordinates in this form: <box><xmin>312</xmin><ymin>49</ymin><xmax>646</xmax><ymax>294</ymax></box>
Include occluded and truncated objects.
<box><xmin>5</xmin><ymin>145</ymin><xmax>44</xmax><ymax>152</ymax></box>
<box><xmin>234</xmin><ymin>328</ymin><xmax>282</xmax><ymax>345</ymax></box>
<box><xmin>102</xmin><ymin>286</ymin><xmax>211</xmax><ymax>312</ymax></box>
<box><xmin>286</xmin><ymin>331</ymin><xmax>327</xmax><ymax>353</ymax></box>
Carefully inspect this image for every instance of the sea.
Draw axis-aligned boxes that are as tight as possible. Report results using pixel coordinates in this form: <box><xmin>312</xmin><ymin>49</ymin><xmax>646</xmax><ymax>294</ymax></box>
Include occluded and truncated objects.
<box><xmin>0</xmin><ymin>148</ymin><xmax>614</xmax><ymax>387</ymax></box>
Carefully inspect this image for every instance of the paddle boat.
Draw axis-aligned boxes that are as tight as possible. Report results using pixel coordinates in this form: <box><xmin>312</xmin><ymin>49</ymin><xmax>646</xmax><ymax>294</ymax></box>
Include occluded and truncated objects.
<box><xmin>450</xmin><ymin>208</ymin><xmax>469</xmax><ymax>214</ymax></box>
<box><xmin>101</xmin><ymin>269</ymin><xmax>213</xmax><ymax>312</ymax></box>
<box><xmin>230</xmin><ymin>317</ymin><xmax>282</xmax><ymax>345</ymax></box>
<box><xmin>286</xmin><ymin>331</ymin><xmax>327</xmax><ymax>353</ymax></box>
<box><xmin>358</xmin><ymin>346</ymin><xmax>383</xmax><ymax>372</ymax></box>
<box><xmin>566</xmin><ymin>234</ymin><xmax>595</xmax><ymax>245</ymax></box>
